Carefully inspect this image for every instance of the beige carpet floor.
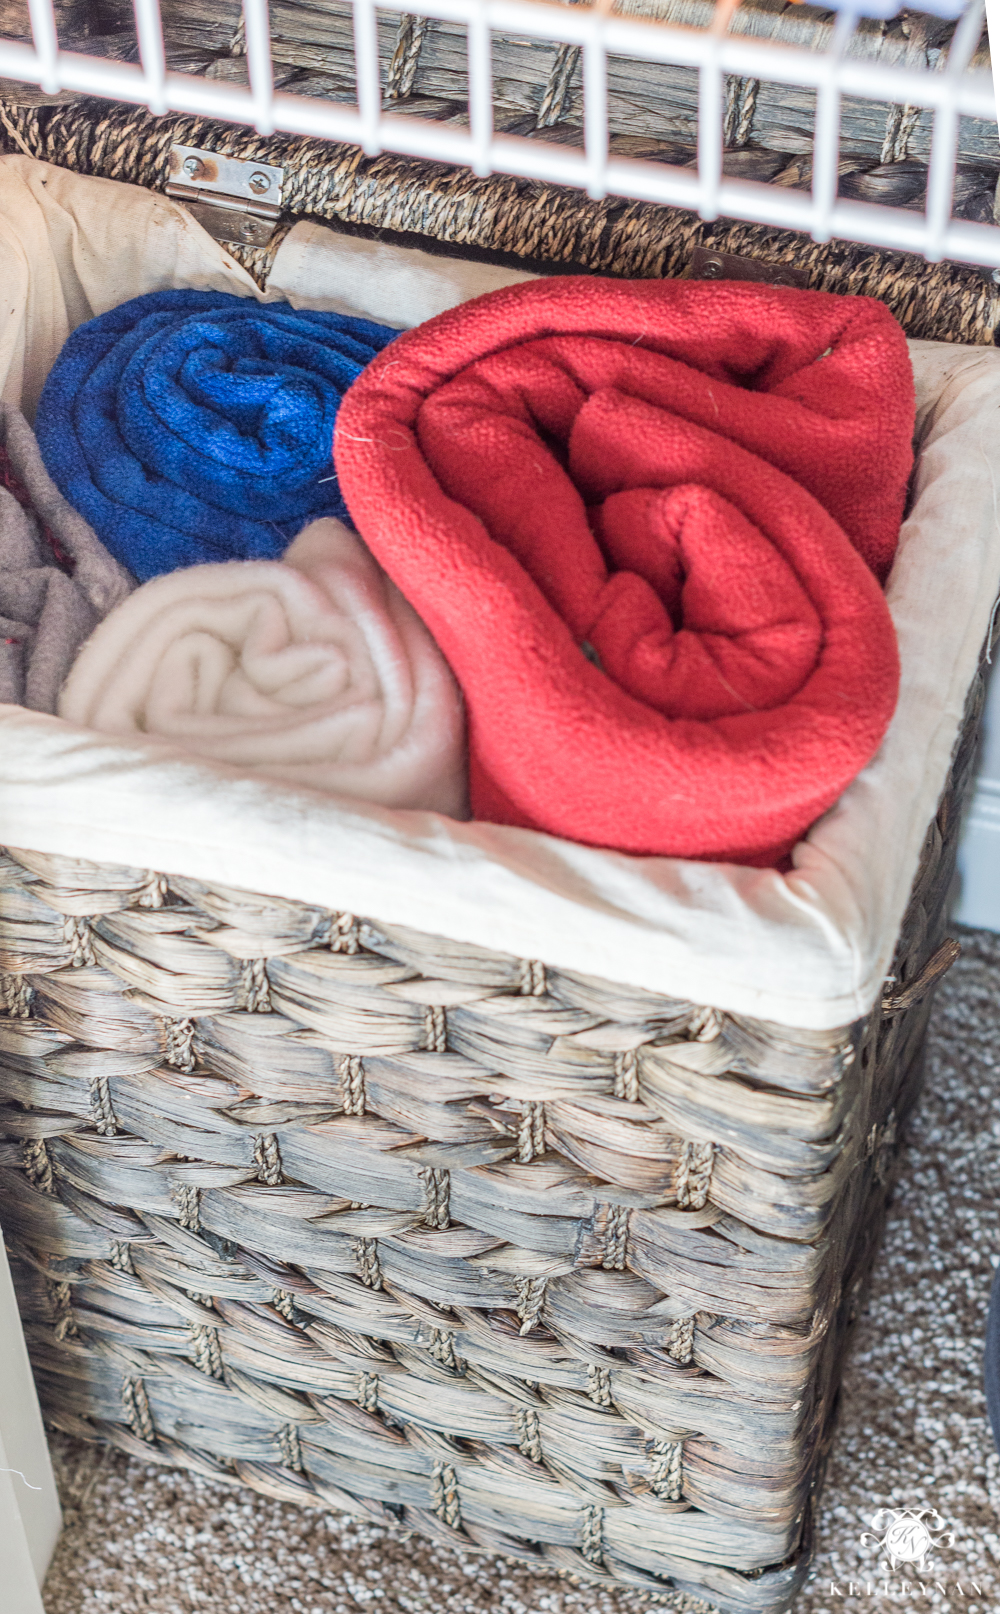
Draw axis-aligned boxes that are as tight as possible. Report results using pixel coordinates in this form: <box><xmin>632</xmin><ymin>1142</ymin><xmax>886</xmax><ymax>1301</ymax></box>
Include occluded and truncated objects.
<box><xmin>40</xmin><ymin>927</ymin><xmax>1000</xmax><ymax>1614</ymax></box>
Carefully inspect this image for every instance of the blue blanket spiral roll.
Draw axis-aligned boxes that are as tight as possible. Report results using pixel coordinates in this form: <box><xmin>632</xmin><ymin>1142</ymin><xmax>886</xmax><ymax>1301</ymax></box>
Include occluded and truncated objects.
<box><xmin>35</xmin><ymin>289</ymin><xmax>399</xmax><ymax>583</ymax></box>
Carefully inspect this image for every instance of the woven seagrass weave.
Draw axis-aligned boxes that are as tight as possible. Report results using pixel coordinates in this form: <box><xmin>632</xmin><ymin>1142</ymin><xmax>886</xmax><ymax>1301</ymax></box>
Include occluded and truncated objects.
<box><xmin>1</xmin><ymin>0</ymin><xmax>996</xmax><ymax>179</ymax></box>
<box><xmin>1</xmin><ymin>94</ymin><xmax>996</xmax><ymax>346</ymax></box>
<box><xmin>0</xmin><ymin>627</ymin><xmax>987</xmax><ymax>1614</ymax></box>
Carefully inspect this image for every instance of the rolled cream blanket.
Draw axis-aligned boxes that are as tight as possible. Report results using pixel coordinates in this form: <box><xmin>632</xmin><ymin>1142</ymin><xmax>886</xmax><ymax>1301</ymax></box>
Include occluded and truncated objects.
<box><xmin>58</xmin><ymin>519</ymin><xmax>468</xmax><ymax>817</ymax></box>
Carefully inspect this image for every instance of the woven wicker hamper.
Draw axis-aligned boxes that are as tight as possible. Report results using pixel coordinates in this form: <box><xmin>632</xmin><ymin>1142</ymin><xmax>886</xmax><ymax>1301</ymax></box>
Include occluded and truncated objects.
<box><xmin>0</xmin><ymin>34</ymin><xmax>998</xmax><ymax>1609</ymax></box>
<box><xmin>0</xmin><ymin>671</ymin><xmax>986</xmax><ymax>1614</ymax></box>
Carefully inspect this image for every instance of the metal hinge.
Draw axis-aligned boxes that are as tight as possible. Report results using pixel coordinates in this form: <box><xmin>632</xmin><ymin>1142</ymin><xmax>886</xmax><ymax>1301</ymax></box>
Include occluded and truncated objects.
<box><xmin>166</xmin><ymin>145</ymin><xmax>285</xmax><ymax>248</ymax></box>
<box><xmin>688</xmin><ymin>247</ymin><xmax>807</xmax><ymax>290</ymax></box>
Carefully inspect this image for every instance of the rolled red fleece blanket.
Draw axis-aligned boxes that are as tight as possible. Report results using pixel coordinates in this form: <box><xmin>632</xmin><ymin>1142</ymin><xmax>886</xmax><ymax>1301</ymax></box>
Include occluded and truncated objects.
<box><xmin>335</xmin><ymin>278</ymin><xmax>912</xmax><ymax>865</ymax></box>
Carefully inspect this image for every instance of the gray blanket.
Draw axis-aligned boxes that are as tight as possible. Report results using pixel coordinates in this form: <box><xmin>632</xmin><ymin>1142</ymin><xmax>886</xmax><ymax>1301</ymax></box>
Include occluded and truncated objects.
<box><xmin>0</xmin><ymin>400</ymin><xmax>134</xmax><ymax>713</ymax></box>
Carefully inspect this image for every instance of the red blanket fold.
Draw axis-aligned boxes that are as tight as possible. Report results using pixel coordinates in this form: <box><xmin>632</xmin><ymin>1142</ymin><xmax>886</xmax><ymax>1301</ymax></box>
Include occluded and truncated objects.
<box><xmin>335</xmin><ymin>278</ymin><xmax>912</xmax><ymax>864</ymax></box>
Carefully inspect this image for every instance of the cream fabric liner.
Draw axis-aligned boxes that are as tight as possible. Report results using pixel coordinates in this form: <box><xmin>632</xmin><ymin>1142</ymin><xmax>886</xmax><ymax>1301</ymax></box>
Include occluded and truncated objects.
<box><xmin>0</xmin><ymin>157</ymin><xmax>537</xmax><ymax>416</ymax></box>
<box><xmin>0</xmin><ymin>154</ymin><xmax>997</xmax><ymax>1030</ymax></box>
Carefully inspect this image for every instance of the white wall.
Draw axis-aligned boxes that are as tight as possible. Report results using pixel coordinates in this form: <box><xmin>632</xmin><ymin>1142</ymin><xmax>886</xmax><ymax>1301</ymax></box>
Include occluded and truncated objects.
<box><xmin>0</xmin><ymin>1237</ymin><xmax>61</xmax><ymax>1614</ymax></box>
<box><xmin>955</xmin><ymin>652</ymin><xmax>1000</xmax><ymax>931</ymax></box>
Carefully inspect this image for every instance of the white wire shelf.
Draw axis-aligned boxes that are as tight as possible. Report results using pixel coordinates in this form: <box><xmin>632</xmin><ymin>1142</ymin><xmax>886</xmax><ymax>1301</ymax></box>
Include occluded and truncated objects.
<box><xmin>0</xmin><ymin>0</ymin><xmax>998</xmax><ymax>267</ymax></box>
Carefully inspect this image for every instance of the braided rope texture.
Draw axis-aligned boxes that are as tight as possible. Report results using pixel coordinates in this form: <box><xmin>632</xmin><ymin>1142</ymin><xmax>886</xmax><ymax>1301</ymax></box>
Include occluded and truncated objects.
<box><xmin>386</xmin><ymin>14</ymin><xmax>430</xmax><ymax>103</ymax></box>
<box><xmin>0</xmin><ymin>579</ymin><xmax>988</xmax><ymax>1606</ymax></box>
<box><xmin>0</xmin><ymin>82</ymin><xmax>994</xmax><ymax>338</ymax></box>
<box><xmin>5</xmin><ymin>0</ymin><xmax>992</xmax><ymax>189</ymax></box>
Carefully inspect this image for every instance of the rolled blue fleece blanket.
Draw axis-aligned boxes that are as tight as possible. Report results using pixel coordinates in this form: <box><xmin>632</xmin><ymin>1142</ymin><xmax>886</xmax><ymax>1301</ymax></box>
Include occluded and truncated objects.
<box><xmin>35</xmin><ymin>289</ymin><xmax>398</xmax><ymax>583</ymax></box>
